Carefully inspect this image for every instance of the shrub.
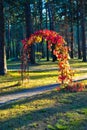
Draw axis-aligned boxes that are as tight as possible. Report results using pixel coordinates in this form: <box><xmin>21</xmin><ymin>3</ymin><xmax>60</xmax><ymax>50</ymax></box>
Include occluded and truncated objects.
<box><xmin>56</xmin><ymin>82</ymin><xmax>85</xmax><ymax>92</ymax></box>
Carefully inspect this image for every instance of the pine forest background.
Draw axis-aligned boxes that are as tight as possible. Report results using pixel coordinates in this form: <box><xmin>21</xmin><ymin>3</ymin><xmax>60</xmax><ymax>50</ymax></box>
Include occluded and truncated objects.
<box><xmin>0</xmin><ymin>0</ymin><xmax>87</xmax><ymax>75</ymax></box>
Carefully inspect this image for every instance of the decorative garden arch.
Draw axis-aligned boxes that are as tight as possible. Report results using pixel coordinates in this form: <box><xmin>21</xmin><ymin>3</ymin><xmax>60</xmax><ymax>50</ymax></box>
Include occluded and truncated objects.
<box><xmin>22</xmin><ymin>29</ymin><xmax>74</xmax><ymax>85</ymax></box>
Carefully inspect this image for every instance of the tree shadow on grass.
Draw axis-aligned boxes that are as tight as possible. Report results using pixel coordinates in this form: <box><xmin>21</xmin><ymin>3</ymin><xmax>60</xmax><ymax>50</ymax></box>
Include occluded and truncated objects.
<box><xmin>0</xmin><ymin>83</ymin><xmax>58</xmax><ymax>97</ymax></box>
<box><xmin>30</xmin><ymin>73</ymin><xmax>57</xmax><ymax>80</ymax></box>
<box><xmin>0</xmin><ymin>82</ymin><xmax>22</xmax><ymax>96</ymax></box>
<box><xmin>75</xmin><ymin>70</ymin><xmax>87</xmax><ymax>74</ymax></box>
<box><xmin>0</xmin><ymin>90</ymin><xmax>87</xmax><ymax>130</ymax></box>
<box><xmin>0</xmin><ymin>82</ymin><xmax>20</xmax><ymax>91</ymax></box>
<box><xmin>0</xmin><ymin>75</ymin><xmax>21</xmax><ymax>84</ymax></box>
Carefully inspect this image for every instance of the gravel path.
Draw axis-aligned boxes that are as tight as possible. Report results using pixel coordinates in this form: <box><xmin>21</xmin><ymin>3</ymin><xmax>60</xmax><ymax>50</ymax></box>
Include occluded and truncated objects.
<box><xmin>0</xmin><ymin>74</ymin><xmax>87</xmax><ymax>107</ymax></box>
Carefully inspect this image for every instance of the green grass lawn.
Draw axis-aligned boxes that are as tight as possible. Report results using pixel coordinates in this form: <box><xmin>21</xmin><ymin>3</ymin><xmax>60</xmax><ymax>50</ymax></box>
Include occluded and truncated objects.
<box><xmin>0</xmin><ymin>58</ymin><xmax>87</xmax><ymax>130</ymax></box>
<box><xmin>0</xmin><ymin>89</ymin><xmax>87</xmax><ymax>130</ymax></box>
<box><xmin>0</xmin><ymin>58</ymin><xmax>87</xmax><ymax>96</ymax></box>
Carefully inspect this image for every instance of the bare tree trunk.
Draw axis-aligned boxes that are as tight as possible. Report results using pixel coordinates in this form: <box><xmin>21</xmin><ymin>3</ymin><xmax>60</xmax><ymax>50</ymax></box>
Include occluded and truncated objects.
<box><xmin>7</xmin><ymin>19</ymin><xmax>11</xmax><ymax>59</ymax></box>
<box><xmin>47</xmin><ymin>0</ymin><xmax>57</xmax><ymax>62</ymax></box>
<box><xmin>76</xmin><ymin>0</ymin><xmax>81</xmax><ymax>59</ymax></box>
<box><xmin>0</xmin><ymin>0</ymin><xmax>7</xmax><ymax>75</ymax></box>
<box><xmin>39</xmin><ymin>0</ymin><xmax>43</xmax><ymax>29</ymax></box>
<box><xmin>80</xmin><ymin>0</ymin><xmax>86</xmax><ymax>62</ymax></box>
<box><xmin>45</xmin><ymin>2</ymin><xmax>49</xmax><ymax>61</ymax></box>
<box><xmin>25</xmin><ymin>1</ymin><xmax>35</xmax><ymax>64</ymax></box>
<box><xmin>69</xmin><ymin>0</ymin><xmax>74</xmax><ymax>58</ymax></box>
<box><xmin>39</xmin><ymin>0</ymin><xmax>45</xmax><ymax>58</ymax></box>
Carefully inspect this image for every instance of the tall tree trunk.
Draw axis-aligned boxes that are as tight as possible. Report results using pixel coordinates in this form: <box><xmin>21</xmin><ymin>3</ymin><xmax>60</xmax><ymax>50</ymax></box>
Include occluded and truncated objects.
<box><xmin>46</xmin><ymin>3</ymin><xmax>49</xmax><ymax>61</ymax></box>
<box><xmin>0</xmin><ymin>0</ymin><xmax>7</xmax><ymax>75</ymax></box>
<box><xmin>12</xmin><ymin>39</ymin><xmax>15</xmax><ymax>57</ymax></box>
<box><xmin>25</xmin><ymin>1</ymin><xmax>35</xmax><ymax>64</ymax></box>
<box><xmin>69</xmin><ymin>0</ymin><xmax>74</xmax><ymax>58</ymax></box>
<box><xmin>76</xmin><ymin>0</ymin><xmax>81</xmax><ymax>59</ymax></box>
<box><xmin>6</xmin><ymin>19</ymin><xmax>11</xmax><ymax>59</ymax></box>
<box><xmin>65</xmin><ymin>1</ymin><xmax>69</xmax><ymax>45</ymax></box>
<box><xmin>47</xmin><ymin>0</ymin><xmax>57</xmax><ymax>62</ymax></box>
<box><xmin>47</xmin><ymin>0</ymin><xmax>54</xmax><ymax>30</ymax></box>
<box><xmin>39</xmin><ymin>0</ymin><xmax>43</xmax><ymax>29</ymax></box>
<box><xmin>39</xmin><ymin>0</ymin><xmax>45</xmax><ymax>58</ymax></box>
<box><xmin>70</xmin><ymin>25</ymin><xmax>74</xmax><ymax>58</ymax></box>
<box><xmin>80</xmin><ymin>0</ymin><xmax>86</xmax><ymax>62</ymax></box>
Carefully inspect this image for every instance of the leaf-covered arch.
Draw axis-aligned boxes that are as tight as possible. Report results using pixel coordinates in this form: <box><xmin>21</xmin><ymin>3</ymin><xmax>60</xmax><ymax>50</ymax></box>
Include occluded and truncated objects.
<box><xmin>22</xmin><ymin>29</ymin><xmax>73</xmax><ymax>85</ymax></box>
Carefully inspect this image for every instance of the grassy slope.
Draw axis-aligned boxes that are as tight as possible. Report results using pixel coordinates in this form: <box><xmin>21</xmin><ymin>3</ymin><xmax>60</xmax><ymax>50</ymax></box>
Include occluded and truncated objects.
<box><xmin>0</xmin><ymin>59</ymin><xmax>87</xmax><ymax>130</ymax></box>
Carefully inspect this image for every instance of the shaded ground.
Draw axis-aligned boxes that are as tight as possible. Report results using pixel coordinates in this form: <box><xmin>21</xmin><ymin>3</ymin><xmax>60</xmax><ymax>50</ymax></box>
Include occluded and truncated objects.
<box><xmin>0</xmin><ymin>88</ymin><xmax>87</xmax><ymax>130</ymax></box>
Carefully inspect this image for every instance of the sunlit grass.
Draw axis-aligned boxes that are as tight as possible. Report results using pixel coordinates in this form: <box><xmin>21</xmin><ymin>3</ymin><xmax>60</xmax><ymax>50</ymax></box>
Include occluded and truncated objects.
<box><xmin>0</xmin><ymin>58</ymin><xmax>87</xmax><ymax>96</ymax></box>
<box><xmin>0</xmin><ymin>89</ymin><xmax>87</xmax><ymax>130</ymax></box>
<box><xmin>0</xmin><ymin>98</ymin><xmax>55</xmax><ymax>121</ymax></box>
<box><xmin>0</xmin><ymin>91</ymin><xmax>56</xmax><ymax>129</ymax></box>
<box><xmin>0</xmin><ymin>58</ymin><xmax>87</xmax><ymax>129</ymax></box>
<box><xmin>70</xmin><ymin>58</ymin><xmax>87</xmax><ymax>68</ymax></box>
<box><xmin>0</xmin><ymin>70</ymin><xmax>58</xmax><ymax>96</ymax></box>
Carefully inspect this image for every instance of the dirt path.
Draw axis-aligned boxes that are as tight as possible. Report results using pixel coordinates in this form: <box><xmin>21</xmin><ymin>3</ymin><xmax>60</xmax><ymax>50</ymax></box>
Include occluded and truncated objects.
<box><xmin>0</xmin><ymin>83</ymin><xmax>59</xmax><ymax>106</ymax></box>
<box><xmin>0</xmin><ymin>74</ymin><xmax>87</xmax><ymax>107</ymax></box>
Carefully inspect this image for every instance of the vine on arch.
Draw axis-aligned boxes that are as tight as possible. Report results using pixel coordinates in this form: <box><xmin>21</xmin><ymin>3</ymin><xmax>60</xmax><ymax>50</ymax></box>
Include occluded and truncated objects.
<box><xmin>22</xmin><ymin>29</ymin><xmax>74</xmax><ymax>85</ymax></box>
